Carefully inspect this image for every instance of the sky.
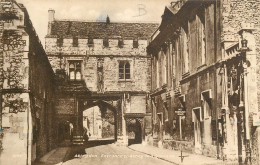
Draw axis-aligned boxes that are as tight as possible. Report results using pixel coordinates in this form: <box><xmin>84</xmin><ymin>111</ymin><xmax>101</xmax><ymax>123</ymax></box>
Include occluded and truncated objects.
<box><xmin>16</xmin><ymin>0</ymin><xmax>173</xmax><ymax>46</ymax></box>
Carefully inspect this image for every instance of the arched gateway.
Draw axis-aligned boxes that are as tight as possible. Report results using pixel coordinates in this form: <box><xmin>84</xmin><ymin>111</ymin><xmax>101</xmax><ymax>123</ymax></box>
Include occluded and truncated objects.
<box><xmin>54</xmin><ymin>74</ymin><xmax>149</xmax><ymax>146</ymax></box>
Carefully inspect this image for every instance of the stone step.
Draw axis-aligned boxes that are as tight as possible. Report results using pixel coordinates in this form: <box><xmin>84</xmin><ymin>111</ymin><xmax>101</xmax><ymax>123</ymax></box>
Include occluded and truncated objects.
<box><xmin>73</xmin><ymin>136</ymin><xmax>84</xmax><ymax>145</ymax></box>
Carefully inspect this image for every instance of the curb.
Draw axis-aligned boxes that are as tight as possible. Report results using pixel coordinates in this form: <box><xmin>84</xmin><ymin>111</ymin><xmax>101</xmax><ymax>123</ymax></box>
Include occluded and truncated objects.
<box><xmin>127</xmin><ymin>146</ymin><xmax>238</xmax><ymax>165</ymax></box>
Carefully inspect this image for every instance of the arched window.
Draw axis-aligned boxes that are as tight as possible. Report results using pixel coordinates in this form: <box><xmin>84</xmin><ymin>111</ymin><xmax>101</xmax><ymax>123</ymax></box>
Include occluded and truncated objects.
<box><xmin>119</xmin><ymin>61</ymin><xmax>131</xmax><ymax>80</ymax></box>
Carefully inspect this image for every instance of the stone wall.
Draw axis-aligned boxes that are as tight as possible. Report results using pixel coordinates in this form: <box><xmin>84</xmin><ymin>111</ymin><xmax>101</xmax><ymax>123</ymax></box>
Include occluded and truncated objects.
<box><xmin>0</xmin><ymin>1</ymin><xmax>56</xmax><ymax>164</ymax></box>
<box><xmin>222</xmin><ymin>0</ymin><xmax>260</xmax><ymax>164</ymax></box>
<box><xmin>46</xmin><ymin>38</ymin><xmax>151</xmax><ymax>93</ymax></box>
<box><xmin>45</xmin><ymin>38</ymin><xmax>148</xmax><ymax>57</ymax></box>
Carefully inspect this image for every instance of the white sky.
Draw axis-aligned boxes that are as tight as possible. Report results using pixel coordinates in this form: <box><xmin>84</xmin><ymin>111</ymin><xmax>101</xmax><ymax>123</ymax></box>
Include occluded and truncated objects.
<box><xmin>16</xmin><ymin>0</ymin><xmax>172</xmax><ymax>45</ymax></box>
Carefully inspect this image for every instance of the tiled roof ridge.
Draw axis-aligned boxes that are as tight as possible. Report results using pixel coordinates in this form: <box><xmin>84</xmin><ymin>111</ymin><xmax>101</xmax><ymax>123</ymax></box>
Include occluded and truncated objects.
<box><xmin>49</xmin><ymin>19</ymin><xmax>159</xmax><ymax>39</ymax></box>
<box><xmin>54</xmin><ymin>19</ymin><xmax>160</xmax><ymax>24</ymax></box>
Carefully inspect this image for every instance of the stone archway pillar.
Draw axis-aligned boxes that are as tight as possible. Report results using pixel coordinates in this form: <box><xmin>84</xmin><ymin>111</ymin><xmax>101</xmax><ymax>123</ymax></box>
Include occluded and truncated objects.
<box><xmin>115</xmin><ymin>98</ymin><xmax>128</xmax><ymax>146</ymax></box>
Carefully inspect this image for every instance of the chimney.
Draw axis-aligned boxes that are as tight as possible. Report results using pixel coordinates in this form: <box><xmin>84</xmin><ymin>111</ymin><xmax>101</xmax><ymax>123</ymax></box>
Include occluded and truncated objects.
<box><xmin>106</xmin><ymin>15</ymin><xmax>110</xmax><ymax>24</ymax></box>
<box><xmin>48</xmin><ymin>9</ymin><xmax>55</xmax><ymax>22</ymax></box>
<box><xmin>47</xmin><ymin>9</ymin><xmax>55</xmax><ymax>35</ymax></box>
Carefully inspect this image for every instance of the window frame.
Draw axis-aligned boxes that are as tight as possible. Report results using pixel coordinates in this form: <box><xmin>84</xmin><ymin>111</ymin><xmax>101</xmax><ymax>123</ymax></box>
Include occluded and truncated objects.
<box><xmin>197</xmin><ymin>8</ymin><xmax>206</xmax><ymax>66</ymax></box>
<box><xmin>201</xmin><ymin>89</ymin><xmax>212</xmax><ymax>119</ymax></box>
<box><xmin>68</xmin><ymin>60</ymin><xmax>82</xmax><ymax>81</ymax></box>
<box><xmin>118</xmin><ymin>60</ymin><xmax>131</xmax><ymax>81</ymax></box>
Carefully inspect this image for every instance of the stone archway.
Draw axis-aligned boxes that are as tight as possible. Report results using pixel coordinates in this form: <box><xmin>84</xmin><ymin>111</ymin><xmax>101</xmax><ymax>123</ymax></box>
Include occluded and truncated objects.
<box><xmin>57</xmin><ymin>120</ymin><xmax>75</xmax><ymax>145</ymax></box>
<box><xmin>79</xmin><ymin>99</ymin><xmax>119</xmax><ymax>142</ymax></box>
<box><xmin>125</xmin><ymin>116</ymin><xmax>144</xmax><ymax>145</ymax></box>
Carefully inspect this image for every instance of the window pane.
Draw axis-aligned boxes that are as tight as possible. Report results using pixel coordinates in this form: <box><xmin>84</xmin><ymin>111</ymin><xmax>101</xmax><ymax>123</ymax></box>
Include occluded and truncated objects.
<box><xmin>119</xmin><ymin>73</ymin><xmax>124</xmax><ymax>79</ymax></box>
<box><xmin>125</xmin><ymin>62</ymin><xmax>130</xmax><ymax>69</ymax></box>
<box><xmin>119</xmin><ymin>68</ymin><xmax>124</xmax><ymax>73</ymax></box>
<box><xmin>76</xmin><ymin>71</ymin><xmax>81</xmax><ymax>80</ymax></box>
<box><xmin>70</xmin><ymin>71</ymin><xmax>75</xmax><ymax>80</ymax></box>
<box><xmin>125</xmin><ymin>73</ymin><xmax>130</xmax><ymax>79</ymax></box>
<box><xmin>69</xmin><ymin>63</ymin><xmax>75</xmax><ymax>68</ymax></box>
<box><xmin>119</xmin><ymin>62</ymin><xmax>124</xmax><ymax>69</ymax></box>
<box><xmin>125</xmin><ymin>68</ymin><xmax>130</xmax><ymax>74</ymax></box>
<box><xmin>76</xmin><ymin>62</ymin><xmax>81</xmax><ymax>69</ymax></box>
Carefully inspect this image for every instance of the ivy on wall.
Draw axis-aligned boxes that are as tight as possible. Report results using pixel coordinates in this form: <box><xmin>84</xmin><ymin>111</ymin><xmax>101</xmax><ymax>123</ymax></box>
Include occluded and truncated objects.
<box><xmin>2</xmin><ymin>30</ymin><xmax>27</xmax><ymax>89</ymax></box>
<box><xmin>2</xmin><ymin>93</ymin><xmax>28</xmax><ymax>113</ymax></box>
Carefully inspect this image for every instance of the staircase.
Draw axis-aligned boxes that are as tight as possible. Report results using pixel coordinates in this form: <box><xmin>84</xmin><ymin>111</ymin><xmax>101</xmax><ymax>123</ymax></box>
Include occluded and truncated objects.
<box><xmin>73</xmin><ymin>135</ymin><xmax>84</xmax><ymax>145</ymax></box>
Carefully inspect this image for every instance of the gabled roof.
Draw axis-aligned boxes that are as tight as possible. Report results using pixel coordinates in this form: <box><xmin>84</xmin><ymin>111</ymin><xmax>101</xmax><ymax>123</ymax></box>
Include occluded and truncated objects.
<box><xmin>47</xmin><ymin>21</ymin><xmax>159</xmax><ymax>40</ymax></box>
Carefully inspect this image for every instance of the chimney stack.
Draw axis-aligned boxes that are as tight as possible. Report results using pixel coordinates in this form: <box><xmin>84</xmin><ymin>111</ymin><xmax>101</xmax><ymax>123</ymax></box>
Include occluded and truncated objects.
<box><xmin>106</xmin><ymin>15</ymin><xmax>110</xmax><ymax>24</ymax></box>
<box><xmin>48</xmin><ymin>9</ymin><xmax>55</xmax><ymax>22</ymax></box>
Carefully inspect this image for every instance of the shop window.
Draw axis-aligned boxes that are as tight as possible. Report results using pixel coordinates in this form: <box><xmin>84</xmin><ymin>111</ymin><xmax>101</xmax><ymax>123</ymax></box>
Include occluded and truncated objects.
<box><xmin>69</xmin><ymin>61</ymin><xmax>82</xmax><ymax>80</ymax></box>
<box><xmin>119</xmin><ymin>61</ymin><xmax>130</xmax><ymax>80</ymax></box>
<box><xmin>57</xmin><ymin>37</ymin><xmax>63</xmax><ymax>47</ymax></box>
<box><xmin>72</xmin><ymin>37</ymin><xmax>78</xmax><ymax>47</ymax></box>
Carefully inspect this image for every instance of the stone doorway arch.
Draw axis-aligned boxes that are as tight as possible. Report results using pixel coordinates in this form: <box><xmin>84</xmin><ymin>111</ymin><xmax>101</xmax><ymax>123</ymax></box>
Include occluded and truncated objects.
<box><xmin>125</xmin><ymin>116</ymin><xmax>144</xmax><ymax>145</ymax></box>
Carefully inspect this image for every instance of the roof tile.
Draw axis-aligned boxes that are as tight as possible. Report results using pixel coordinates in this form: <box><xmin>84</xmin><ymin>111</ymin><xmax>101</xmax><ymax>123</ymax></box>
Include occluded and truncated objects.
<box><xmin>47</xmin><ymin>21</ymin><xmax>159</xmax><ymax>40</ymax></box>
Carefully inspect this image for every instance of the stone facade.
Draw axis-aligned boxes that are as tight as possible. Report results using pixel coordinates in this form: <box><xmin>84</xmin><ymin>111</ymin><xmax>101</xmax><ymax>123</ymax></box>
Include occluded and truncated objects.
<box><xmin>45</xmin><ymin>11</ymin><xmax>158</xmax><ymax>145</ymax></box>
<box><xmin>148</xmin><ymin>0</ymin><xmax>260</xmax><ymax>164</ymax></box>
<box><xmin>0</xmin><ymin>1</ymin><xmax>56</xmax><ymax>165</ymax></box>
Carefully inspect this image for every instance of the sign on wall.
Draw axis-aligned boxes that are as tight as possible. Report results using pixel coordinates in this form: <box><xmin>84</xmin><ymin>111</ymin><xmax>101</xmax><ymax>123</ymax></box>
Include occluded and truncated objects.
<box><xmin>175</xmin><ymin>108</ymin><xmax>185</xmax><ymax>116</ymax></box>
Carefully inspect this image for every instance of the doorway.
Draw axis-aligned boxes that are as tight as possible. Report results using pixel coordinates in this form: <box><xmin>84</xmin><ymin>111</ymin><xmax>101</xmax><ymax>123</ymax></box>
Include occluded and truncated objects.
<box><xmin>193</xmin><ymin>107</ymin><xmax>202</xmax><ymax>153</ymax></box>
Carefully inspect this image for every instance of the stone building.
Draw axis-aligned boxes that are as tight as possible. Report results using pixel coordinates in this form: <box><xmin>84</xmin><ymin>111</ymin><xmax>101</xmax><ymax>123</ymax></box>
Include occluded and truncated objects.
<box><xmin>0</xmin><ymin>1</ymin><xmax>56</xmax><ymax>165</ymax></box>
<box><xmin>45</xmin><ymin>10</ymin><xmax>158</xmax><ymax>145</ymax></box>
<box><xmin>83</xmin><ymin>106</ymin><xmax>102</xmax><ymax>139</ymax></box>
<box><xmin>147</xmin><ymin>0</ymin><xmax>260</xmax><ymax>164</ymax></box>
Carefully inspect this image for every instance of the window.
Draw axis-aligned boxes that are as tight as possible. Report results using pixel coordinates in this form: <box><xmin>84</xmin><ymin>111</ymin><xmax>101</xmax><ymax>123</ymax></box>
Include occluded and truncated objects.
<box><xmin>69</xmin><ymin>61</ymin><xmax>82</xmax><ymax>80</ymax></box>
<box><xmin>72</xmin><ymin>37</ymin><xmax>78</xmax><ymax>47</ymax></box>
<box><xmin>118</xmin><ymin>38</ymin><xmax>124</xmax><ymax>48</ymax></box>
<box><xmin>162</xmin><ymin>49</ymin><xmax>167</xmax><ymax>84</ymax></box>
<box><xmin>119</xmin><ymin>61</ymin><xmax>130</xmax><ymax>80</ymax></box>
<box><xmin>156</xmin><ymin>58</ymin><xmax>159</xmax><ymax>88</ymax></box>
<box><xmin>57</xmin><ymin>37</ymin><xmax>63</xmax><ymax>47</ymax></box>
<box><xmin>133</xmin><ymin>39</ymin><xmax>138</xmax><ymax>48</ymax></box>
<box><xmin>201</xmin><ymin>90</ymin><xmax>212</xmax><ymax>119</ymax></box>
<box><xmin>103</xmin><ymin>38</ymin><xmax>109</xmax><ymax>47</ymax></box>
<box><xmin>88</xmin><ymin>38</ymin><xmax>94</xmax><ymax>47</ymax></box>
<box><xmin>182</xmin><ymin>26</ymin><xmax>189</xmax><ymax>73</ymax></box>
<box><xmin>198</xmin><ymin>9</ymin><xmax>206</xmax><ymax>65</ymax></box>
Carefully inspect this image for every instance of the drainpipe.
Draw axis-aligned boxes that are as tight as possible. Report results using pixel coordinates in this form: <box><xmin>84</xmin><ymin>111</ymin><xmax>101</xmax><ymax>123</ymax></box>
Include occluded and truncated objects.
<box><xmin>243</xmin><ymin>54</ymin><xmax>251</xmax><ymax>164</ymax></box>
<box><xmin>240</xmin><ymin>44</ymin><xmax>251</xmax><ymax>164</ymax></box>
<box><xmin>239</xmin><ymin>35</ymin><xmax>251</xmax><ymax>164</ymax></box>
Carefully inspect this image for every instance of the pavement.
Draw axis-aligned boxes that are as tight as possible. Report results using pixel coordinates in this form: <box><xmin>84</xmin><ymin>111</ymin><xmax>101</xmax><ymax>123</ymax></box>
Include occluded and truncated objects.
<box><xmin>128</xmin><ymin>144</ymin><xmax>239</xmax><ymax>165</ymax></box>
